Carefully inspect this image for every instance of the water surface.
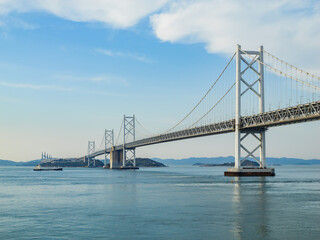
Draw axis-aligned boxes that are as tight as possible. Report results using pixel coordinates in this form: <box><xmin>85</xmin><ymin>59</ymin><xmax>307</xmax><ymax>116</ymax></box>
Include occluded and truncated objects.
<box><xmin>0</xmin><ymin>165</ymin><xmax>319</xmax><ymax>239</ymax></box>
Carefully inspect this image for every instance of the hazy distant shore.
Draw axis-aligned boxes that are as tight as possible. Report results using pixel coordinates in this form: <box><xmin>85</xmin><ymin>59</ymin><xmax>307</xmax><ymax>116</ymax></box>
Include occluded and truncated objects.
<box><xmin>1</xmin><ymin>156</ymin><xmax>319</xmax><ymax>167</ymax></box>
<box><xmin>0</xmin><ymin>158</ymin><xmax>166</xmax><ymax>167</ymax></box>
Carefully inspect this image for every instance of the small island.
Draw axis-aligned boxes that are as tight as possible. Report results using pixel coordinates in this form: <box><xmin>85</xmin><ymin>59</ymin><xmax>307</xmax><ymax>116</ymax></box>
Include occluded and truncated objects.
<box><xmin>194</xmin><ymin>160</ymin><xmax>259</xmax><ymax>167</ymax></box>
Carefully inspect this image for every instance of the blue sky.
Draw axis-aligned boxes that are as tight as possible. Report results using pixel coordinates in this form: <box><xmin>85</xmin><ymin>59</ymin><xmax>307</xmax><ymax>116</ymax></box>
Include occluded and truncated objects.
<box><xmin>0</xmin><ymin>0</ymin><xmax>319</xmax><ymax>161</ymax></box>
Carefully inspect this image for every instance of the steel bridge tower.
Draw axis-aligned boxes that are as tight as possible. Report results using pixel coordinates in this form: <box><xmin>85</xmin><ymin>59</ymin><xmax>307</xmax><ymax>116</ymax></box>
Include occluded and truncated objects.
<box><xmin>226</xmin><ymin>45</ymin><xmax>274</xmax><ymax>176</ymax></box>
<box><xmin>123</xmin><ymin>115</ymin><xmax>136</xmax><ymax>167</ymax></box>
<box><xmin>104</xmin><ymin>129</ymin><xmax>114</xmax><ymax>168</ymax></box>
<box><xmin>87</xmin><ymin>140</ymin><xmax>96</xmax><ymax>167</ymax></box>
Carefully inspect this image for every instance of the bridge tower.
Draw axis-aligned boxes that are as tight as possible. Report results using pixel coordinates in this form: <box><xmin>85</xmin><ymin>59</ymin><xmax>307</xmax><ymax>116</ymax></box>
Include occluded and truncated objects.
<box><xmin>87</xmin><ymin>140</ymin><xmax>96</xmax><ymax>167</ymax></box>
<box><xmin>123</xmin><ymin>115</ymin><xmax>136</xmax><ymax>167</ymax></box>
<box><xmin>226</xmin><ymin>45</ymin><xmax>274</xmax><ymax>176</ymax></box>
<box><xmin>104</xmin><ymin>129</ymin><xmax>114</xmax><ymax>168</ymax></box>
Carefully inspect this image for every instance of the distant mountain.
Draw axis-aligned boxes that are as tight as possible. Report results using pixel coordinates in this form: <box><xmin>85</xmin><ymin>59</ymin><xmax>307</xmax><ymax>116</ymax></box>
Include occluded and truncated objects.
<box><xmin>0</xmin><ymin>159</ymin><xmax>41</xmax><ymax>166</ymax></box>
<box><xmin>153</xmin><ymin>157</ymin><xmax>234</xmax><ymax>165</ymax></box>
<box><xmin>267</xmin><ymin>157</ymin><xmax>320</xmax><ymax>165</ymax></box>
<box><xmin>2</xmin><ymin>156</ymin><xmax>320</xmax><ymax>167</ymax></box>
<box><xmin>20</xmin><ymin>160</ymin><xmax>41</xmax><ymax>166</ymax></box>
<box><xmin>0</xmin><ymin>159</ymin><xmax>18</xmax><ymax>166</ymax></box>
<box><xmin>153</xmin><ymin>157</ymin><xmax>320</xmax><ymax>166</ymax></box>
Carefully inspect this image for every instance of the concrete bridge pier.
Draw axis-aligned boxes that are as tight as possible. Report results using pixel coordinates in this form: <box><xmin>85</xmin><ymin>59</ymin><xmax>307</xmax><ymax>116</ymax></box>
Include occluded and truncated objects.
<box><xmin>109</xmin><ymin>147</ymin><xmax>138</xmax><ymax>170</ymax></box>
<box><xmin>110</xmin><ymin>148</ymin><xmax>123</xmax><ymax>169</ymax></box>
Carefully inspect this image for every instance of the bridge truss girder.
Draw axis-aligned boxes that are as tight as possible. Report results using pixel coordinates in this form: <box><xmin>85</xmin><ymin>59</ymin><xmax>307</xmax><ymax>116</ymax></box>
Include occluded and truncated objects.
<box><xmin>84</xmin><ymin>101</ymin><xmax>320</xmax><ymax>161</ymax></box>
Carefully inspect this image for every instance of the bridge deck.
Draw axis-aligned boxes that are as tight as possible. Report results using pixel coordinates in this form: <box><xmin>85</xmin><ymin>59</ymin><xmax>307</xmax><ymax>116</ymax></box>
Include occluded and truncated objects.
<box><xmin>88</xmin><ymin>101</ymin><xmax>320</xmax><ymax>158</ymax></box>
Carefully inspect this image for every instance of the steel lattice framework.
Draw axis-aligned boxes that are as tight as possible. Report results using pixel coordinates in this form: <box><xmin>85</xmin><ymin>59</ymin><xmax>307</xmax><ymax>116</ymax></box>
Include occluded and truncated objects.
<box><xmin>123</xmin><ymin>115</ymin><xmax>136</xmax><ymax>167</ymax></box>
<box><xmin>235</xmin><ymin>45</ymin><xmax>266</xmax><ymax>168</ymax></box>
<box><xmin>87</xmin><ymin>141</ymin><xmax>96</xmax><ymax>167</ymax></box>
<box><xmin>104</xmin><ymin>129</ymin><xmax>114</xmax><ymax>167</ymax></box>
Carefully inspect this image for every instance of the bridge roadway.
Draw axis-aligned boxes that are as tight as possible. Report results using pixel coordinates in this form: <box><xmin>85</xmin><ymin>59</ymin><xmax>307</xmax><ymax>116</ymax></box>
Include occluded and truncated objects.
<box><xmin>87</xmin><ymin>100</ymin><xmax>320</xmax><ymax>159</ymax></box>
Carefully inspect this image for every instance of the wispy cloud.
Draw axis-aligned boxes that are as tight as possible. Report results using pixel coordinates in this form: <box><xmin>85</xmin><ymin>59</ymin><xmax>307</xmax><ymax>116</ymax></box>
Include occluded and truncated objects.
<box><xmin>54</xmin><ymin>74</ymin><xmax>129</xmax><ymax>86</ymax></box>
<box><xmin>0</xmin><ymin>15</ymin><xmax>38</xmax><ymax>30</ymax></box>
<box><xmin>95</xmin><ymin>48</ymin><xmax>155</xmax><ymax>63</ymax></box>
<box><xmin>0</xmin><ymin>81</ymin><xmax>74</xmax><ymax>91</ymax></box>
<box><xmin>0</xmin><ymin>0</ymin><xmax>170</xmax><ymax>28</ymax></box>
<box><xmin>88</xmin><ymin>90</ymin><xmax>125</xmax><ymax>97</ymax></box>
<box><xmin>10</xmin><ymin>18</ymin><xmax>38</xmax><ymax>30</ymax></box>
<box><xmin>0</xmin><ymin>80</ymin><xmax>126</xmax><ymax>98</ymax></box>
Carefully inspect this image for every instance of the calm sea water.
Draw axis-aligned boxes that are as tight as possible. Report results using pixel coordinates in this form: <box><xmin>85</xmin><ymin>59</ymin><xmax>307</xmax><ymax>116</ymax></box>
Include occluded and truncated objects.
<box><xmin>0</xmin><ymin>165</ymin><xmax>319</xmax><ymax>240</ymax></box>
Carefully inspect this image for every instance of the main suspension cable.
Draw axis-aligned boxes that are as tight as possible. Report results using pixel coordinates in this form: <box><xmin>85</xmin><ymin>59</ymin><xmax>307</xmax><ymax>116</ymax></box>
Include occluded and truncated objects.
<box><xmin>136</xmin><ymin>118</ymin><xmax>155</xmax><ymax>135</ymax></box>
<box><xmin>166</xmin><ymin>52</ymin><xmax>236</xmax><ymax>133</ymax></box>
<box><xmin>240</xmin><ymin>49</ymin><xmax>320</xmax><ymax>90</ymax></box>
<box><xmin>263</xmin><ymin>50</ymin><xmax>320</xmax><ymax>81</ymax></box>
<box><xmin>115</xmin><ymin>119</ymin><xmax>124</xmax><ymax>146</ymax></box>
<box><xmin>97</xmin><ymin>134</ymin><xmax>105</xmax><ymax>151</ymax></box>
<box><xmin>189</xmin><ymin>82</ymin><xmax>236</xmax><ymax>128</ymax></box>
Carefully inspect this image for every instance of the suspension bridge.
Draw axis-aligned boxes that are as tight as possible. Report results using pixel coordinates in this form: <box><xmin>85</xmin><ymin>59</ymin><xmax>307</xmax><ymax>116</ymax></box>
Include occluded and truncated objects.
<box><xmin>80</xmin><ymin>45</ymin><xmax>320</xmax><ymax>176</ymax></box>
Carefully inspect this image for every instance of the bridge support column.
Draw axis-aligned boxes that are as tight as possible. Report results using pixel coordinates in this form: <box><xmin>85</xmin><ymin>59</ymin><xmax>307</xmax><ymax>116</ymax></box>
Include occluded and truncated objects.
<box><xmin>234</xmin><ymin>44</ymin><xmax>241</xmax><ymax>169</ymax></box>
<box><xmin>110</xmin><ymin>148</ymin><xmax>123</xmax><ymax>169</ymax></box>
<box><xmin>225</xmin><ymin>45</ymin><xmax>274</xmax><ymax>176</ymax></box>
<box><xmin>260</xmin><ymin>131</ymin><xmax>266</xmax><ymax>168</ymax></box>
<box><xmin>109</xmin><ymin>147</ymin><xmax>138</xmax><ymax>170</ymax></box>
